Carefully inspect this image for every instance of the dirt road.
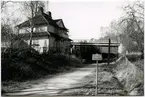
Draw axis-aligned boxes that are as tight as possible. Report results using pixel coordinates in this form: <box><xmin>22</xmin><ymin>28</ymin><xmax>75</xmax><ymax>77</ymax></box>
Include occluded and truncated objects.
<box><xmin>4</xmin><ymin>64</ymin><xmax>97</xmax><ymax>96</ymax></box>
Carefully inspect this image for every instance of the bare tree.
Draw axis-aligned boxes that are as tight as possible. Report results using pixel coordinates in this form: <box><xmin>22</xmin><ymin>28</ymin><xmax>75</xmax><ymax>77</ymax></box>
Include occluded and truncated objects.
<box><xmin>120</xmin><ymin>1</ymin><xmax>144</xmax><ymax>58</ymax></box>
<box><xmin>1</xmin><ymin>1</ymin><xmax>13</xmax><ymax>12</ymax></box>
<box><xmin>20</xmin><ymin>1</ymin><xmax>45</xmax><ymax>48</ymax></box>
<box><xmin>1</xmin><ymin>1</ymin><xmax>22</xmax><ymax>52</ymax></box>
<box><xmin>100</xmin><ymin>1</ymin><xmax>144</xmax><ymax>57</ymax></box>
<box><xmin>100</xmin><ymin>20</ymin><xmax>121</xmax><ymax>43</ymax></box>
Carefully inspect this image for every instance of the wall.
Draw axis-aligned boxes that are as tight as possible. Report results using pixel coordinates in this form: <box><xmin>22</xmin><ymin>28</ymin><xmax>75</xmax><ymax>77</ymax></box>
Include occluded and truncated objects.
<box><xmin>49</xmin><ymin>36</ymin><xmax>56</xmax><ymax>51</ymax></box>
<box><xmin>48</xmin><ymin>25</ymin><xmax>55</xmax><ymax>33</ymax></box>
<box><xmin>24</xmin><ymin>37</ymin><xmax>49</xmax><ymax>53</ymax></box>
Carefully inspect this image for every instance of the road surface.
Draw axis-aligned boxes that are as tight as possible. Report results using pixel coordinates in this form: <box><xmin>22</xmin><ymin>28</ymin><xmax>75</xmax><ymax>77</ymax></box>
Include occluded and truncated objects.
<box><xmin>4</xmin><ymin>64</ymin><xmax>97</xmax><ymax>96</ymax></box>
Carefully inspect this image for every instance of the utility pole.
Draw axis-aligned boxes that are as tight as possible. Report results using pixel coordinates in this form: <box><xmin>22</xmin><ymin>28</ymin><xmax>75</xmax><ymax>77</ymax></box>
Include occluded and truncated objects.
<box><xmin>108</xmin><ymin>38</ymin><xmax>111</xmax><ymax>65</ymax></box>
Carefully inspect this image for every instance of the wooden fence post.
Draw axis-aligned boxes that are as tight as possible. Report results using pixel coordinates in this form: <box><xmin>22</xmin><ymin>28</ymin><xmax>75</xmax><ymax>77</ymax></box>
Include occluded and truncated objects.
<box><xmin>108</xmin><ymin>38</ymin><xmax>111</xmax><ymax>65</ymax></box>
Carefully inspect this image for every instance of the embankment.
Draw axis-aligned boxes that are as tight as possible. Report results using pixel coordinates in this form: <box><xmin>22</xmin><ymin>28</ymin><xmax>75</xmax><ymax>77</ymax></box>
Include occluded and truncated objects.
<box><xmin>113</xmin><ymin>56</ymin><xmax>144</xmax><ymax>95</ymax></box>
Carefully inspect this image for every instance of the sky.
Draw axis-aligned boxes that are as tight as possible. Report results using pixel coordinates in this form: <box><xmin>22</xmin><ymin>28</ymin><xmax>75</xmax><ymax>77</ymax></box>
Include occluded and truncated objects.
<box><xmin>49</xmin><ymin>1</ymin><xmax>123</xmax><ymax>40</ymax></box>
<box><xmin>48</xmin><ymin>0</ymin><xmax>135</xmax><ymax>40</ymax></box>
<box><xmin>1</xmin><ymin>0</ymin><xmax>136</xmax><ymax>40</ymax></box>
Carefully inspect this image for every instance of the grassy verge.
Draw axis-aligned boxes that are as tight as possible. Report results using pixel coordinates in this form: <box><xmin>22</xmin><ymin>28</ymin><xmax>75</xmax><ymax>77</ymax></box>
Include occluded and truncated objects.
<box><xmin>66</xmin><ymin>55</ymin><xmax>144</xmax><ymax>96</ymax></box>
<box><xmin>128</xmin><ymin>58</ymin><xmax>144</xmax><ymax>96</ymax></box>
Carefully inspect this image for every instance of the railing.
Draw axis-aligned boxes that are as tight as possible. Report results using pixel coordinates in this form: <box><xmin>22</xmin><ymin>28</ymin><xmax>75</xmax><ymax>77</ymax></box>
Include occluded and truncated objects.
<box><xmin>72</xmin><ymin>42</ymin><xmax>120</xmax><ymax>47</ymax></box>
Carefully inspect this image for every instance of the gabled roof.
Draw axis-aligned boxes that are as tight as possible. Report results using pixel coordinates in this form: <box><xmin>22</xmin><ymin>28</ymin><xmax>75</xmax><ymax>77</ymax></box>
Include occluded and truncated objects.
<box><xmin>16</xmin><ymin>15</ymin><xmax>48</xmax><ymax>28</ymax></box>
<box><xmin>43</xmin><ymin>13</ymin><xmax>68</xmax><ymax>31</ymax></box>
<box><xmin>16</xmin><ymin>13</ymin><xmax>68</xmax><ymax>31</ymax></box>
<box><xmin>53</xmin><ymin>19</ymin><xmax>67</xmax><ymax>29</ymax></box>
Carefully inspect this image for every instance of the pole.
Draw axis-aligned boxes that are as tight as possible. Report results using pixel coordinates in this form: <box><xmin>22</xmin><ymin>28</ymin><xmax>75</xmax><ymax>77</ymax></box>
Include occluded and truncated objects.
<box><xmin>108</xmin><ymin>38</ymin><xmax>111</xmax><ymax>65</ymax></box>
<box><xmin>95</xmin><ymin>60</ymin><xmax>98</xmax><ymax>95</ymax></box>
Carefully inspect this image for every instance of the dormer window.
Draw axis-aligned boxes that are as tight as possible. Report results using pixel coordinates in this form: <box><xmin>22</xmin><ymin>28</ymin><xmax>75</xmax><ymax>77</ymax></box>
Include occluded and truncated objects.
<box><xmin>34</xmin><ymin>26</ymin><xmax>47</xmax><ymax>32</ymax></box>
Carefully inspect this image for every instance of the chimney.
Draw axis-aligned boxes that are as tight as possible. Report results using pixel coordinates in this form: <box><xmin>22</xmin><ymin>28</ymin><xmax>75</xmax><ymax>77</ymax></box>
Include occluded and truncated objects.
<box><xmin>37</xmin><ymin>7</ymin><xmax>44</xmax><ymax>15</ymax></box>
<box><xmin>49</xmin><ymin>11</ymin><xmax>52</xmax><ymax>18</ymax></box>
<box><xmin>46</xmin><ymin>11</ymin><xmax>52</xmax><ymax>18</ymax></box>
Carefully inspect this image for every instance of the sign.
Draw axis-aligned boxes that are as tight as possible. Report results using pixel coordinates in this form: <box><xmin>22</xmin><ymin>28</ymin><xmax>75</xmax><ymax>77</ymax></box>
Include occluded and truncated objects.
<box><xmin>92</xmin><ymin>54</ymin><xmax>102</xmax><ymax>60</ymax></box>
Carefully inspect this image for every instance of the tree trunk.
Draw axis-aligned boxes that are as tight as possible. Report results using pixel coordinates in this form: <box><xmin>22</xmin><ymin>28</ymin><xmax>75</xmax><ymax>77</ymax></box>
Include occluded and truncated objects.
<box><xmin>29</xmin><ymin>27</ymin><xmax>33</xmax><ymax>49</ymax></box>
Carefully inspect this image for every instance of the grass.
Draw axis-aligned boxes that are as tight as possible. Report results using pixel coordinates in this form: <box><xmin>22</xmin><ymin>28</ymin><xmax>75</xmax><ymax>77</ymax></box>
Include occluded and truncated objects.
<box><xmin>73</xmin><ymin>54</ymin><xmax>144</xmax><ymax>96</ymax></box>
<box><xmin>132</xmin><ymin>59</ymin><xmax>144</xmax><ymax>71</ymax></box>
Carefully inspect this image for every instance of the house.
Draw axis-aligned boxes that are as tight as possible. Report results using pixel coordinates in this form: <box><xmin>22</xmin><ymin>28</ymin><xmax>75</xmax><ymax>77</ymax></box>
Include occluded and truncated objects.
<box><xmin>16</xmin><ymin>7</ymin><xmax>72</xmax><ymax>53</ymax></box>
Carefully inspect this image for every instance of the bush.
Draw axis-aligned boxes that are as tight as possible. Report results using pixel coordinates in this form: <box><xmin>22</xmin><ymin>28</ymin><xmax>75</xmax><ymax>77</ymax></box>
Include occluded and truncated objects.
<box><xmin>126</xmin><ymin>54</ymin><xmax>141</xmax><ymax>62</ymax></box>
<box><xmin>41</xmin><ymin>53</ymin><xmax>82</xmax><ymax>68</ymax></box>
<box><xmin>2</xmin><ymin>48</ymin><xmax>82</xmax><ymax>81</ymax></box>
<box><xmin>1</xmin><ymin>48</ymin><xmax>46</xmax><ymax>81</ymax></box>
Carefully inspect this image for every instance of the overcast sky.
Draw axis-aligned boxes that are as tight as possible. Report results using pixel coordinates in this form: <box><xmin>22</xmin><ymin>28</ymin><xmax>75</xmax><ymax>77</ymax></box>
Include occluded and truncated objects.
<box><xmin>2</xmin><ymin>0</ymin><xmax>136</xmax><ymax>40</ymax></box>
<box><xmin>48</xmin><ymin>0</ymin><xmax>136</xmax><ymax>40</ymax></box>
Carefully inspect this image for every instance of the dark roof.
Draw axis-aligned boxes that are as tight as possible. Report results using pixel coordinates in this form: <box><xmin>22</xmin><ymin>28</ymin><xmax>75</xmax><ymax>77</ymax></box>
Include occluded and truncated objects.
<box><xmin>47</xmin><ymin>32</ymin><xmax>72</xmax><ymax>41</ymax></box>
<box><xmin>16</xmin><ymin>13</ymin><xmax>68</xmax><ymax>31</ymax></box>
<box><xmin>62</xmin><ymin>37</ymin><xmax>72</xmax><ymax>41</ymax></box>
<box><xmin>43</xmin><ymin>13</ymin><xmax>68</xmax><ymax>30</ymax></box>
<box><xmin>53</xmin><ymin>19</ymin><xmax>67</xmax><ymax>30</ymax></box>
<box><xmin>16</xmin><ymin>15</ymin><xmax>48</xmax><ymax>28</ymax></box>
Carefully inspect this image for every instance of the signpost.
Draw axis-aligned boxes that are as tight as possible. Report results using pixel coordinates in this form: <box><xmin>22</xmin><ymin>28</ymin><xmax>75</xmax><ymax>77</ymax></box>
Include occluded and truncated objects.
<box><xmin>92</xmin><ymin>53</ymin><xmax>102</xmax><ymax>96</ymax></box>
<box><xmin>92</xmin><ymin>54</ymin><xmax>102</xmax><ymax>61</ymax></box>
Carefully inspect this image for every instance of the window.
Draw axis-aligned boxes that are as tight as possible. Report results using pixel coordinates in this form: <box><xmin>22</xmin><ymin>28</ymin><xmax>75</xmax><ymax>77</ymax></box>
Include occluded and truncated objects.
<box><xmin>39</xmin><ymin>26</ymin><xmax>47</xmax><ymax>32</ymax></box>
<box><xmin>33</xmin><ymin>40</ymin><xmax>39</xmax><ymax>45</ymax></box>
<box><xmin>34</xmin><ymin>26</ymin><xmax>47</xmax><ymax>32</ymax></box>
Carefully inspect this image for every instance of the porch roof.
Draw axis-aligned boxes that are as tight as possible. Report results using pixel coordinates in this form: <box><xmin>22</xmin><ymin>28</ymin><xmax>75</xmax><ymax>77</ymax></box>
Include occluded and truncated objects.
<box><xmin>18</xmin><ymin>31</ymin><xmax>72</xmax><ymax>41</ymax></box>
<box><xmin>19</xmin><ymin>31</ymin><xmax>50</xmax><ymax>40</ymax></box>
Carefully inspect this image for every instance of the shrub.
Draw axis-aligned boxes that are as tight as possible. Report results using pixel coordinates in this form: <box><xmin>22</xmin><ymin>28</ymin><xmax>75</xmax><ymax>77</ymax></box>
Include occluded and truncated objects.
<box><xmin>41</xmin><ymin>53</ymin><xmax>82</xmax><ymax>68</ymax></box>
<box><xmin>1</xmin><ymin>48</ymin><xmax>45</xmax><ymax>81</ymax></box>
<box><xmin>2</xmin><ymin>48</ymin><xmax>82</xmax><ymax>81</ymax></box>
<box><xmin>126</xmin><ymin>54</ymin><xmax>141</xmax><ymax>62</ymax></box>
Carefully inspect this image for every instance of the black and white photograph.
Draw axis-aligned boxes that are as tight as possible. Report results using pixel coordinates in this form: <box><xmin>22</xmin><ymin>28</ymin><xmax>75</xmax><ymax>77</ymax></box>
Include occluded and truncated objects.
<box><xmin>1</xmin><ymin>0</ymin><xmax>144</xmax><ymax>96</ymax></box>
